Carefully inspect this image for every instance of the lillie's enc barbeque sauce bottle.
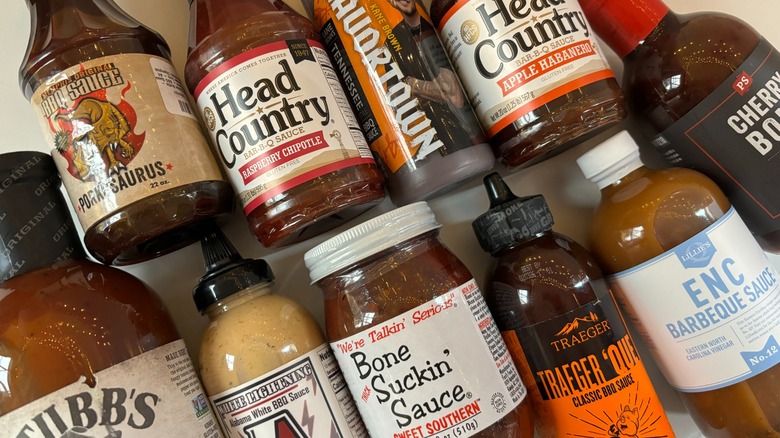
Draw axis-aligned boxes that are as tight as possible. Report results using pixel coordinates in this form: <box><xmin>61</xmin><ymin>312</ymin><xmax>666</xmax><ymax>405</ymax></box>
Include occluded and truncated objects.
<box><xmin>19</xmin><ymin>0</ymin><xmax>234</xmax><ymax>265</ymax></box>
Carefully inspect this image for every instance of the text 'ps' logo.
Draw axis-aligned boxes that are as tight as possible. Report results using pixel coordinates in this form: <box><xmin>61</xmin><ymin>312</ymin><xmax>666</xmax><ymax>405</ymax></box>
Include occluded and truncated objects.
<box><xmin>733</xmin><ymin>71</ymin><xmax>753</xmax><ymax>96</ymax></box>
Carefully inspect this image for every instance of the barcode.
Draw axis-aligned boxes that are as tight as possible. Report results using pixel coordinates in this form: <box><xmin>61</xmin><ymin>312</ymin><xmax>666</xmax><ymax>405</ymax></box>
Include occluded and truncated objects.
<box><xmin>178</xmin><ymin>100</ymin><xmax>193</xmax><ymax>115</ymax></box>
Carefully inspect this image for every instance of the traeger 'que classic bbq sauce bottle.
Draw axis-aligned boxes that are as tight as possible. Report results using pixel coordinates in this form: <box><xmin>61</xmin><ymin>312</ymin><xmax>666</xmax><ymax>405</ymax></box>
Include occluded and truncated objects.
<box><xmin>19</xmin><ymin>0</ymin><xmax>234</xmax><ymax>265</ymax></box>
<box><xmin>193</xmin><ymin>225</ymin><xmax>367</xmax><ymax>437</ymax></box>
<box><xmin>428</xmin><ymin>0</ymin><xmax>626</xmax><ymax>169</ymax></box>
<box><xmin>577</xmin><ymin>131</ymin><xmax>780</xmax><ymax>438</ymax></box>
<box><xmin>580</xmin><ymin>0</ymin><xmax>780</xmax><ymax>253</ymax></box>
<box><xmin>472</xmin><ymin>173</ymin><xmax>675</xmax><ymax>438</ymax></box>
<box><xmin>310</xmin><ymin>0</ymin><xmax>496</xmax><ymax>206</ymax></box>
<box><xmin>185</xmin><ymin>0</ymin><xmax>385</xmax><ymax>248</ymax></box>
<box><xmin>0</xmin><ymin>152</ymin><xmax>222</xmax><ymax>437</ymax></box>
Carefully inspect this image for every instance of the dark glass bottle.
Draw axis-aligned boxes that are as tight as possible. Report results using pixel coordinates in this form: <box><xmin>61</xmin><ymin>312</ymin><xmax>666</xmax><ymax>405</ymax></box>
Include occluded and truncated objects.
<box><xmin>472</xmin><ymin>173</ymin><xmax>675</xmax><ymax>438</ymax></box>
<box><xmin>580</xmin><ymin>0</ymin><xmax>780</xmax><ymax>253</ymax></box>
<box><xmin>19</xmin><ymin>0</ymin><xmax>234</xmax><ymax>265</ymax></box>
<box><xmin>0</xmin><ymin>152</ymin><xmax>220</xmax><ymax>437</ymax></box>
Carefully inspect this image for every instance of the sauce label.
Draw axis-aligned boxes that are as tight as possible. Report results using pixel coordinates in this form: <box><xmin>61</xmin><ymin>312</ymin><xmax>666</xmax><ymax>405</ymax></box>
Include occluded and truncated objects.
<box><xmin>437</xmin><ymin>0</ymin><xmax>614</xmax><ymax>137</ymax></box>
<box><xmin>314</xmin><ymin>0</ymin><xmax>487</xmax><ymax>173</ymax></box>
<box><xmin>652</xmin><ymin>39</ymin><xmax>780</xmax><ymax>236</ymax></box>
<box><xmin>30</xmin><ymin>54</ymin><xmax>225</xmax><ymax>230</ymax></box>
<box><xmin>209</xmin><ymin>344</ymin><xmax>367</xmax><ymax>438</ymax></box>
<box><xmin>0</xmin><ymin>340</ymin><xmax>222</xmax><ymax>437</ymax></box>
<box><xmin>193</xmin><ymin>39</ymin><xmax>374</xmax><ymax>215</ymax></box>
<box><xmin>499</xmin><ymin>292</ymin><xmax>673</xmax><ymax>436</ymax></box>
<box><xmin>610</xmin><ymin>207</ymin><xmax>780</xmax><ymax>392</ymax></box>
<box><xmin>331</xmin><ymin>279</ymin><xmax>527</xmax><ymax>438</ymax></box>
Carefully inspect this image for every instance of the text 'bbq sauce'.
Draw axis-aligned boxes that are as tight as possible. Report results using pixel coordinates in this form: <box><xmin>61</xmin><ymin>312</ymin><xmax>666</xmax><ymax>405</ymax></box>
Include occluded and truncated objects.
<box><xmin>472</xmin><ymin>173</ymin><xmax>675</xmax><ymax>438</ymax></box>
<box><xmin>311</xmin><ymin>0</ymin><xmax>495</xmax><ymax>206</ymax></box>
<box><xmin>19</xmin><ymin>0</ymin><xmax>234</xmax><ymax>265</ymax></box>
<box><xmin>192</xmin><ymin>225</ymin><xmax>368</xmax><ymax>437</ymax></box>
<box><xmin>0</xmin><ymin>152</ymin><xmax>222</xmax><ymax>437</ymax></box>
<box><xmin>185</xmin><ymin>0</ymin><xmax>385</xmax><ymax>248</ymax></box>
<box><xmin>580</xmin><ymin>0</ymin><xmax>780</xmax><ymax>253</ymax></box>
<box><xmin>577</xmin><ymin>131</ymin><xmax>780</xmax><ymax>438</ymax></box>
<box><xmin>428</xmin><ymin>0</ymin><xmax>626</xmax><ymax>169</ymax></box>
<box><xmin>304</xmin><ymin>203</ymin><xmax>534</xmax><ymax>438</ymax></box>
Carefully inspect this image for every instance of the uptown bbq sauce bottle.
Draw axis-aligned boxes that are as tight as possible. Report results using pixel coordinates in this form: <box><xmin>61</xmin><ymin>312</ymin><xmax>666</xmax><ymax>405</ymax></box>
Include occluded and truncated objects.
<box><xmin>185</xmin><ymin>0</ymin><xmax>385</xmax><ymax>248</ymax></box>
<box><xmin>193</xmin><ymin>225</ymin><xmax>367</xmax><ymax>437</ymax></box>
<box><xmin>577</xmin><ymin>131</ymin><xmax>780</xmax><ymax>437</ymax></box>
<box><xmin>304</xmin><ymin>203</ymin><xmax>534</xmax><ymax>438</ymax></box>
<box><xmin>580</xmin><ymin>0</ymin><xmax>780</xmax><ymax>253</ymax></box>
<box><xmin>428</xmin><ymin>0</ymin><xmax>626</xmax><ymax>168</ymax></box>
<box><xmin>19</xmin><ymin>0</ymin><xmax>234</xmax><ymax>265</ymax></box>
<box><xmin>311</xmin><ymin>0</ymin><xmax>496</xmax><ymax>205</ymax></box>
<box><xmin>0</xmin><ymin>152</ymin><xmax>221</xmax><ymax>437</ymax></box>
<box><xmin>472</xmin><ymin>173</ymin><xmax>675</xmax><ymax>438</ymax></box>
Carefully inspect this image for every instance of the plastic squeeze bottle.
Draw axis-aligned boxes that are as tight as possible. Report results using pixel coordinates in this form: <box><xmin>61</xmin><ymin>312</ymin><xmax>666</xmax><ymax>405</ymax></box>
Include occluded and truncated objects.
<box><xmin>577</xmin><ymin>130</ymin><xmax>780</xmax><ymax>438</ymax></box>
<box><xmin>0</xmin><ymin>152</ymin><xmax>221</xmax><ymax>437</ymax></box>
<box><xmin>580</xmin><ymin>0</ymin><xmax>780</xmax><ymax>253</ymax></box>
<box><xmin>472</xmin><ymin>173</ymin><xmax>675</xmax><ymax>438</ymax></box>
<box><xmin>19</xmin><ymin>0</ymin><xmax>234</xmax><ymax>265</ymax></box>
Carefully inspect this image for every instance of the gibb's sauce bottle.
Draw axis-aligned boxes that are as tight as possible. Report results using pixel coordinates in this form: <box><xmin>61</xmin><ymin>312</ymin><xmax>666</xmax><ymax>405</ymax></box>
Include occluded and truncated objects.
<box><xmin>428</xmin><ymin>0</ymin><xmax>626</xmax><ymax>168</ymax></box>
<box><xmin>19</xmin><ymin>0</ymin><xmax>234</xmax><ymax>265</ymax></box>
<box><xmin>580</xmin><ymin>0</ymin><xmax>780</xmax><ymax>253</ymax></box>
<box><xmin>0</xmin><ymin>152</ymin><xmax>222</xmax><ymax>437</ymax></box>
<box><xmin>185</xmin><ymin>0</ymin><xmax>385</xmax><ymax>248</ymax></box>
<box><xmin>193</xmin><ymin>225</ymin><xmax>367</xmax><ymax>437</ymax></box>
<box><xmin>304</xmin><ymin>203</ymin><xmax>534</xmax><ymax>438</ymax></box>
<box><xmin>472</xmin><ymin>173</ymin><xmax>675</xmax><ymax>438</ymax></box>
<box><xmin>310</xmin><ymin>0</ymin><xmax>495</xmax><ymax>205</ymax></box>
<box><xmin>577</xmin><ymin>131</ymin><xmax>780</xmax><ymax>437</ymax></box>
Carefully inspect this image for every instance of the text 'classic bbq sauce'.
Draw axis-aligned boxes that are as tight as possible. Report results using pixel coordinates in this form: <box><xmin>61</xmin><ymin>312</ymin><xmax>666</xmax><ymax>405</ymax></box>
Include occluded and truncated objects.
<box><xmin>193</xmin><ymin>225</ymin><xmax>367</xmax><ymax>437</ymax></box>
<box><xmin>0</xmin><ymin>152</ymin><xmax>222</xmax><ymax>437</ymax></box>
<box><xmin>428</xmin><ymin>0</ymin><xmax>626</xmax><ymax>168</ymax></box>
<box><xmin>577</xmin><ymin>131</ymin><xmax>780</xmax><ymax>438</ymax></box>
<box><xmin>185</xmin><ymin>0</ymin><xmax>385</xmax><ymax>248</ymax></box>
<box><xmin>472</xmin><ymin>173</ymin><xmax>675</xmax><ymax>437</ymax></box>
<box><xmin>580</xmin><ymin>0</ymin><xmax>780</xmax><ymax>253</ymax></box>
<box><xmin>19</xmin><ymin>0</ymin><xmax>234</xmax><ymax>265</ymax></box>
<box><xmin>311</xmin><ymin>0</ymin><xmax>495</xmax><ymax>206</ymax></box>
<box><xmin>305</xmin><ymin>203</ymin><xmax>534</xmax><ymax>438</ymax></box>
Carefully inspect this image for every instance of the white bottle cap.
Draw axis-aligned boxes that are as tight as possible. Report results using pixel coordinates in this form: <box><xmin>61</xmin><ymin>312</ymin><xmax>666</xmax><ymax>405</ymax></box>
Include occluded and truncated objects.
<box><xmin>304</xmin><ymin>202</ymin><xmax>441</xmax><ymax>284</ymax></box>
<box><xmin>576</xmin><ymin>130</ymin><xmax>644</xmax><ymax>189</ymax></box>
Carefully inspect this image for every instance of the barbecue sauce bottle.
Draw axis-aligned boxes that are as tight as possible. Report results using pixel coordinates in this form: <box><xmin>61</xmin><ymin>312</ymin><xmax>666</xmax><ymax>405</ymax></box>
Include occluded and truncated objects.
<box><xmin>0</xmin><ymin>152</ymin><xmax>221</xmax><ymax>437</ymax></box>
<box><xmin>185</xmin><ymin>0</ymin><xmax>385</xmax><ymax>248</ymax></box>
<box><xmin>472</xmin><ymin>173</ymin><xmax>675</xmax><ymax>438</ymax></box>
<box><xmin>580</xmin><ymin>0</ymin><xmax>780</xmax><ymax>253</ymax></box>
<box><xmin>19</xmin><ymin>0</ymin><xmax>234</xmax><ymax>265</ymax></box>
<box><xmin>577</xmin><ymin>131</ymin><xmax>780</xmax><ymax>438</ymax></box>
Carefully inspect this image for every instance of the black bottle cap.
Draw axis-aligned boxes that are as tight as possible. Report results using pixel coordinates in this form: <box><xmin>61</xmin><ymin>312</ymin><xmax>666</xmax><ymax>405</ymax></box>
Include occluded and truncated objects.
<box><xmin>0</xmin><ymin>152</ymin><xmax>85</xmax><ymax>282</ymax></box>
<box><xmin>472</xmin><ymin>173</ymin><xmax>553</xmax><ymax>255</ymax></box>
<box><xmin>193</xmin><ymin>222</ymin><xmax>274</xmax><ymax>312</ymax></box>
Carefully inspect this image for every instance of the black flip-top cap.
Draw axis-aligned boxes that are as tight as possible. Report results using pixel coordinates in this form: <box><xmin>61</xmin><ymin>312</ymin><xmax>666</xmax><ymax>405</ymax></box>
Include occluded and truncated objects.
<box><xmin>0</xmin><ymin>151</ymin><xmax>84</xmax><ymax>281</ymax></box>
<box><xmin>193</xmin><ymin>223</ymin><xmax>274</xmax><ymax>312</ymax></box>
<box><xmin>472</xmin><ymin>173</ymin><xmax>553</xmax><ymax>255</ymax></box>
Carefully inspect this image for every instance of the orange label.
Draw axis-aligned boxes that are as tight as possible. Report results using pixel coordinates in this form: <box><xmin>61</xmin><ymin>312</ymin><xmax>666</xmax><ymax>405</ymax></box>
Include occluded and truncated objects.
<box><xmin>501</xmin><ymin>298</ymin><xmax>676</xmax><ymax>437</ymax></box>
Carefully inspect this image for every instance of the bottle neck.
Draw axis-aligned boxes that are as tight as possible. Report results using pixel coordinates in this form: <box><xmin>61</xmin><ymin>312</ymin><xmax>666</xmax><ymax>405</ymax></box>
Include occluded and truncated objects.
<box><xmin>580</xmin><ymin>0</ymin><xmax>670</xmax><ymax>58</ymax></box>
<box><xmin>494</xmin><ymin>230</ymin><xmax>553</xmax><ymax>257</ymax></box>
<box><xmin>203</xmin><ymin>282</ymin><xmax>274</xmax><ymax>320</ymax></box>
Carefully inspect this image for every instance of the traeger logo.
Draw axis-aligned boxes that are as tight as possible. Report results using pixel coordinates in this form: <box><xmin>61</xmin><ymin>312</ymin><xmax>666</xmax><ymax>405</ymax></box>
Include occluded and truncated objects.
<box><xmin>550</xmin><ymin>310</ymin><xmax>611</xmax><ymax>351</ymax></box>
<box><xmin>14</xmin><ymin>387</ymin><xmax>161</xmax><ymax>437</ymax></box>
<box><xmin>472</xmin><ymin>0</ymin><xmax>591</xmax><ymax>79</ymax></box>
<box><xmin>204</xmin><ymin>59</ymin><xmax>332</xmax><ymax>169</ymax></box>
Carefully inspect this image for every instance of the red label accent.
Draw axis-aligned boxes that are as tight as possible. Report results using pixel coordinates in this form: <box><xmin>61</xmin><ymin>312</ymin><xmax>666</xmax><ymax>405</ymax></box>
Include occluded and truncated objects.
<box><xmin>733</xmin><ymin>71</ymin><xmax>753</xmax><ymax>95</ymax></box>
<box><xmin>239</xmin><ymin>131</ymin><xmax>327</xmax><ymax>185</ymax></box>
<box><xmin>498</xmin><ymin>42</ymin><xmax>596</xmax><ymax>97</ymax></box>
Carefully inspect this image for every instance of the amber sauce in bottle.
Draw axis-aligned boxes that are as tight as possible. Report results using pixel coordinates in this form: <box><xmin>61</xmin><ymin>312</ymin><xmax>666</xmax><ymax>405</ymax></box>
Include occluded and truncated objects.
<box><xmin>185</xmin><ymin>0</ymin><xmax>385</xmax><ymax>248</ymax></box>
<box><xmin>579</xmin><ymin>132</ymin><xmax>780</xmax><ymax>437</ymax></box>
<box><xmin>19</xmin><ymin>0</ymin><xmax>234</xmax><ymax>265</ymax></box>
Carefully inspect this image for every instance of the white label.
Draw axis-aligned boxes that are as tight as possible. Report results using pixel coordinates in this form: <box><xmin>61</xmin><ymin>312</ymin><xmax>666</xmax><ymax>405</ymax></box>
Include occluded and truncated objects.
<box><xmin>610</xmin><ymin>208</ymin><xmax>780</xmax><ymax>392</ymax></box>
<box><xmin>0</xmin><ymin>340</ymin><xmax>223</xmax><ymax>437</ymax></box>
<box><xmin>193</xmin><ymin>39</ymin><xmax>374</xmax><ymax>215</ymax></box>
<box><xmin>438</xmin><ymin>0</ymin><xmax>613</xmax><ymax>137</ymax></box>
<box><xmin>331</xmin><ymin>279</ymin><xmax>527</xmax><ymax>438</ymax></box>
<box><xmin>150</xmin><ymin>57</ymin><xmax>198</xmax><ymax>120</ymax></box>
<box><xmin>209</xmin><ymin>344</ymin><xmax>367</xmax><ymax>438</ymax></box>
